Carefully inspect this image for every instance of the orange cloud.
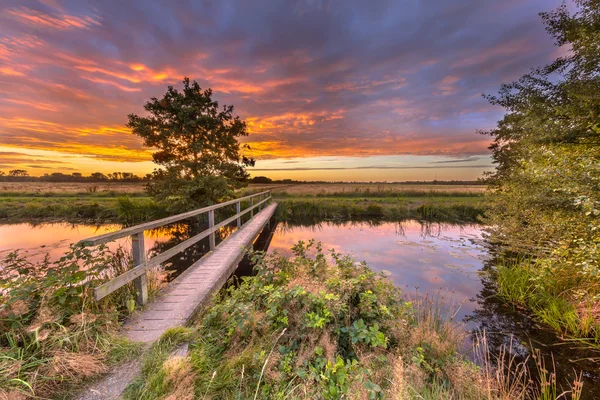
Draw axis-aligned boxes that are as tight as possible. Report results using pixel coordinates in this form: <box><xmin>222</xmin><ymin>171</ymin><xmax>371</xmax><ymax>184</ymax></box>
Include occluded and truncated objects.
<box><xmin>0</xmin><ymin>117</ymin><xmax>152</xmax><ymax>162</ymax></box>
<box><xmin>79</xmin><ymin>76</ymin><xmax>142</xmax><ymax>92</ymax></box>
<box><xmin>246</xmin><ymin>110</ymin><xmax>346</xmax><ymax>135</ymax></box>
<box><xmin>0</xmin><ymin>67</ymin><xmax>24</xmax><ymax>77</ymax></box>
<box><xmin>6</xmin><ymin>7</ymin><xmax>101</xmax><ymax>30</ymax></box>
<box><xmin>2</xmin><ymin>99</ymin><xmax>59</xmax><ymax>112</ymax></box>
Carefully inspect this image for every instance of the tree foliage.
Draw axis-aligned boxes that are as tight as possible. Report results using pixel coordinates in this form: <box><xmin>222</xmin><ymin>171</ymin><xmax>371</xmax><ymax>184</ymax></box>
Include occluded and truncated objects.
<box><xmin>483</xmin><ymin>0</ymin><xmax>600</xmax><ymax>317</ymax></box>
<box><xmin>127</xmin><ymin>78</ymin><xmax>255</xmax><ymax>213</ymax></box>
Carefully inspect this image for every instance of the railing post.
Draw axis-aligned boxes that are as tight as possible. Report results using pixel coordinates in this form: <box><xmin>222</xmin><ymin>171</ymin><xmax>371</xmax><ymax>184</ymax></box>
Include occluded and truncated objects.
<box><xmin>132</xmin><ymin>232</ymin><xmax>147</xmax><ymax>306</ymax></box>
<box><xmin>251</xmin><ymin>196</ymin><xmax>254</xmax><ymax>218</ymax></box>
<box><xmin>208</xmin><ymin>209</ymin><xmax>215</xmax><ymax>250</ymax></box>
<box><xmin>236</xmin><ymin>201</ymin><xmax>241</xmax><ymax>228</ymax></box>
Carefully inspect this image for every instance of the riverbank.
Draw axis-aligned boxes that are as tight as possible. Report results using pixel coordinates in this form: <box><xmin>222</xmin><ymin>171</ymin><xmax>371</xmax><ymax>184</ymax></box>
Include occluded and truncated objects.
<box><xmin>0</xmin><ymin>183</ymin><xmax>485</xmax><ymax>224</ymax></box>
<box><xmin>1</xmin><ymin>241</ymin><xmax>583</xmax><ymax>399</ymax></box>
<box><xmin>124</xmin><ymin>244</ymin><xmax>581</xmax><ymax>399</ymax></box>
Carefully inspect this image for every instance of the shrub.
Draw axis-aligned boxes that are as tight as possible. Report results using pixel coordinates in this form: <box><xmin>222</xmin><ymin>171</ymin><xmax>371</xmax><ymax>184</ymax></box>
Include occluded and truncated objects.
<box><xmin>0</xmin><ymin>245</ymin><xmax>143</xmax><ymax>398</ymax></box>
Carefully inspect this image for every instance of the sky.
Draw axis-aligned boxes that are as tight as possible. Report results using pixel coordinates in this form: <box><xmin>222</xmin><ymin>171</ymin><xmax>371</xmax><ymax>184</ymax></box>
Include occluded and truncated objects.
<box><xmin>0</xmin><ymin>0</ymin><xmax>566</xmax><ymax>181</ymax></box>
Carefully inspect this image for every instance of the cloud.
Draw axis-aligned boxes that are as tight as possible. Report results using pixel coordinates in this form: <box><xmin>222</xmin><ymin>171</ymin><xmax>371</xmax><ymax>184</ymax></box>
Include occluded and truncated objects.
<box><xmin>0</xmin><ymin>0</ymin><xmax>564</xmax><ymax>175</ymax></box>
<box><xmin>431</xmin><ymin>156</ymin><xmax>480</xmax><ymax>164</ymax></box>
<box><xmin>4</xmin><ymin>6</ymin><xmax>101</xmax><ymax>31</ymax></box>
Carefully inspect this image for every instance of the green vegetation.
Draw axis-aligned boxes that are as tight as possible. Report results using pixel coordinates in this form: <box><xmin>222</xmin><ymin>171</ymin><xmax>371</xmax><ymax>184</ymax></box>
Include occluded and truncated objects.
<box><xmin>495</xmin><ymin>259</ymin><xmax>600</xmax><ymax>348</ymax></box>
<box><xmin>121</xmin><ymin>242</ymin><xmax>583</xmax><ymax>399</ymax></box>
<box><xmin>0</xmin><ymin>239</ymin><xmax>585</xmax><ymax>399</ymax></box>
<box><xmin>0</xmin><ymin>194</ymin><xmax>164</xmax><ymax>224</ymax></box>
<box><xmin>275</xmin><ymin>196</ymin><xmax>484</xmax><ymax>223</ymax></box>
<box><xmin>127</xmin><ymin>77</ymin><xmax>255</xmax><ymax>214</ymax></box>
<box><xmin>0</xmin><ymin>184</ymin><xmax>485</xmax><ymax>224</ymax></box>
<box><xmin>0</xmin><ymin>245</ymin><xmax>158</xmax><ymax>399</ymax></box>
<box><xmin>0</xmin><ymin>195</ymin><xmax>123</xmax><ymax>222</ymax></box>
<box><xmin>483</xmin><ymin>0</ymin><xmax>600</xmax><ymax>343</ymax></box>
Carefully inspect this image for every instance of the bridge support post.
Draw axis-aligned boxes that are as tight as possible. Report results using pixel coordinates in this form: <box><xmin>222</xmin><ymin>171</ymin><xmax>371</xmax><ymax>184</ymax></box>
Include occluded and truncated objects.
<box><xmin>132</xmin><ymin>232</ymin><xmax>148</xmax><ymax>305</ymax></box>
<box><xmin>208</xmin><ymin>209</ymin><xmax>215</xmax><ymax>250</ymax></box>
<box><xmin>236</xmin><ymin>201</ymin><xmax>241</xmax><ymax>228</ymax></box>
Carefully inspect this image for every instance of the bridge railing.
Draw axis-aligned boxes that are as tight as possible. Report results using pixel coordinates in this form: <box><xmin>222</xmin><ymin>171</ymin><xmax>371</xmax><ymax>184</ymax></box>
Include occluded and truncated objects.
<box><xmin>78</xmin><ymin>190</ymin><xmax>272</xmax><ymax>305</ymax></box>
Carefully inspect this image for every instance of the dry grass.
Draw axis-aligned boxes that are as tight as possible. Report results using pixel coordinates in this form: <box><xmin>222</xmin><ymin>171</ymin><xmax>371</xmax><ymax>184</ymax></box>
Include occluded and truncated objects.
<box><xmin>162</xmin><ymin>356</ymin><xmax>196</xmax><ymax>400</ymax></box>
<box><xmin>0</xmin><ymin>181</ymin><xmax>145</xmax><ymax>195</ymax></box>
<box><xmin>247</xmin><ymin>183</ymin><xmax>485</xmax><ymax>196</ymax></box>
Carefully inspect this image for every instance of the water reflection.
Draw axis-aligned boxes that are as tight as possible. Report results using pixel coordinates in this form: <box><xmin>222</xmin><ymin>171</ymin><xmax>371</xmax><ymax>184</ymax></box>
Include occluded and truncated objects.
<box><xmin>0</xmin><ymin>220</ymin><xmax>240</xmax><ymax>282</ymax></box>
<box><xmin>2</xmin><ymin>219</ymin><xmax>599</xmax><ymax>397</ymax></box>
<box><xmin>270</xmin><ymin>220</ymin><xmax>486</xmax><ymax>324</ymax></box>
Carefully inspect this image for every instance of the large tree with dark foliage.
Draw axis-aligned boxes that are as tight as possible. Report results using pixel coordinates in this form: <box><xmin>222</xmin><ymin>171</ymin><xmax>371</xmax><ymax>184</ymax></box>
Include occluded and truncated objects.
<box><xmin>127</xmin><ymin>78</ymin><xmax>255</xmax><ymax>213</ymax></box>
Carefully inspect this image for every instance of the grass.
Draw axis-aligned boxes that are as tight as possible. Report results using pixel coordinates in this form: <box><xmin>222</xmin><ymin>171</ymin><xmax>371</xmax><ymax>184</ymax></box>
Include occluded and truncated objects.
<box><xmin>495</xmin><ymin>258</ymin><xmax>600</xmax><ymax>351</ymax></box>
<box><xmin>0</xmin><ymin>183</ymin><xmax>485</xmax><ymax>224</ymax></box>
<box><xmin>275</xmin><ymin>196</ymin><xmax>484</xmax><ymax>223</ymax></box>
<box><xmin>0</xmin><ymin>244</ymin><xmax>162</xmax><ymax>399</ymax></box>
<box><xmin>0</xmin><ymin>196</ymin><xmax>123</xmax><ymax>222</ymax></box>
<box><xmin>0</xmin><ymin>182</ymin><xmax>146</xmax><ymax>195</ymax></box>
<box><xmin>121</xmin><ymin>242</ymin><xmax>584</xmax><ymax>399</ymax></box>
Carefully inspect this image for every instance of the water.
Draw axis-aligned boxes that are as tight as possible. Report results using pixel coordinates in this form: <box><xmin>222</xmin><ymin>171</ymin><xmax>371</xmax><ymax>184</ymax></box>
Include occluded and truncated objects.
<box><xmin>1</xmin><ymin>219</ymin><xmax>598</xmax><ymax>397</ymax></box>
<box><xmin>268</xmin><ymin>220</ymin><xmax>487</xmax><ymax>325</ymax></box>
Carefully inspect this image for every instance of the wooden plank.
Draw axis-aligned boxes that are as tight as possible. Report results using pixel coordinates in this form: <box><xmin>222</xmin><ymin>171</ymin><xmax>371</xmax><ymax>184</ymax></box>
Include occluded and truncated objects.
<box><xmin>132</xmin><ymin>232</ymin><xmax>148</xmax><ymax>305</ymax></box>
<box><xmin>208</xmin><ymin>210</ymin><xmax>215</xmax><ymax>250</ymax></box>
<box><xmin>79</xmin><ymin>191</ymin><xmax>271</xmax><ymax>246</ymax></box>
<box><xmin>122</xmin><ymin>202</ymin><xmax>277</xmax><ymax>342</ymax></box>
<box><xmin>93</xmin><ymin>196</ymin><xmax>271</xmax><ymax>300</ymax></box>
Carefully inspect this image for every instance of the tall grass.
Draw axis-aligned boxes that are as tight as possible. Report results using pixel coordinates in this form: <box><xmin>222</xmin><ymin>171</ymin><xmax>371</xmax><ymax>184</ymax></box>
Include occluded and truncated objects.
<box><xmin>495</xmin><ymin>259</ymin><xmax>600</xmax><ymax>350</ymax></box>
<box><xmin>0</xmin><ymin>245</ymin><xmax>163</xmax><ymax>398</ymax></box>
<box><xmin>275</xmin><ymin>198</ymin><xmax>484</xmax><ymax>223</ymax></box>
<box><xmin>120</xmin><ymin>243</ymin><xmax>585</xmax><ymax>399</ymax></box>
<box><xmin>117</xmin><ymin>197</ymin><xmax>167</xmax><ymax>226</ymax></box>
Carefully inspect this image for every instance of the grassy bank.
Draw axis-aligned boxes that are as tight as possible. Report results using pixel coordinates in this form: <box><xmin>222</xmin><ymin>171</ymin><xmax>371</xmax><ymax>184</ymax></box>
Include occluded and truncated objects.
<box><xmin>0</xmin><ymin>244</ymin><xmax>167</xmax><ymax>399</ymax></box>
<box><xmin>275</xmin><ymin>196</ymin><xmax>484</xmax><ymax>223</ymax></box>
<box><xmin>122</xmin><ymin>243</ymin><xmax>583</xmax><ymax>399</ymax></box>
<box><xmin>0</xmin><ymin>183</ymin><xmax>485</xmax><ymax>224</ymax></box>
<box><xmin>1</xmin><ymin>240</ymin><xmax>584</xmax><ymax>399</ymax></box>
<box><xmin>494</xmin><ymin>258</ymin><xmax>600</xmax><ymax>352</ymax></box>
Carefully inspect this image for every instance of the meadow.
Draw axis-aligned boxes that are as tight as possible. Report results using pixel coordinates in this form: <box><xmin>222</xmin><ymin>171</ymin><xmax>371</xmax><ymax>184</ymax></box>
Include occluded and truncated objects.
<box><xmin>0</xmin><ymin>182</ymin><xmax>485</xmax><ymax>224</ymax></box>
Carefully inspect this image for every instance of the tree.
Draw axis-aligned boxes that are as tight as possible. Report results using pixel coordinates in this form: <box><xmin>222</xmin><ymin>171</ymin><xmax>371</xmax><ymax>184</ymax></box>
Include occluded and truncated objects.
<box><xmin>90</xmin><ymin>172</ymin><xmax>107</xmax><ymax>181</ymax></box>
<box><xmin>127</xmin><ymin>77</ymin><xmax>255</xmax><ymax>213</ymax></box>
<box><xmin>481</xmin><ymin>0</ymin><xmax>600</xmax><ymax>332</ymax></box>
<box><xmin>250</xmin><ymin>176</ymin><xmax>273</xmax><ymax>184</ymax></box>
<box><xmin>8</xmin><ymin>169</ymin><xmax>28</xmax><ymax>177</ymax></box>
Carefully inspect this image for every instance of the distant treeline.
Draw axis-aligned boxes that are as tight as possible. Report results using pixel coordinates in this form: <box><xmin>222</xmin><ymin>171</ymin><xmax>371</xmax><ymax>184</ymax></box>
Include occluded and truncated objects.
<box><xmin>0</xmin><ymin>170</ymin><xmax>149</xmax><ymax>182</ymax></box>
<box><xmin>0</xmin><ymin>170</ymin><xmax>485</xmax><ymax>185</ymax></box>
<box><xmin>249</xmin><ymin>176</ymin><xmax>485</xmax><ymax>185</ymax></box>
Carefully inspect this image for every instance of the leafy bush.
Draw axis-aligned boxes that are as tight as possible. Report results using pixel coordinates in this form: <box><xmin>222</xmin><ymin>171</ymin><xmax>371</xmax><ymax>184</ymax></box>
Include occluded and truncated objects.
<box><xmin>127</xmin><ymin>240</ymin><xmax>409</xmax><ymax>399</ymax></box>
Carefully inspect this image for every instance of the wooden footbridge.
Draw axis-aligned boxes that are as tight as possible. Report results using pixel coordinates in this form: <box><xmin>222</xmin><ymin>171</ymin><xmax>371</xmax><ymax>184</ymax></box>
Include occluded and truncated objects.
<box><xmin>78</xmin><ymin>191</ymin><xmax>277</xmax><ymax>343</ymax></box>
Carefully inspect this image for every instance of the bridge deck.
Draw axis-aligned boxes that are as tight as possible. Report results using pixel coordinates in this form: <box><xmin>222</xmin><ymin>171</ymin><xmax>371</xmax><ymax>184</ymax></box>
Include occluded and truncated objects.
<box><xmin>122</xmin><ymin>202</ymin><xmax>278</xmax><ymax>343</ymax></box>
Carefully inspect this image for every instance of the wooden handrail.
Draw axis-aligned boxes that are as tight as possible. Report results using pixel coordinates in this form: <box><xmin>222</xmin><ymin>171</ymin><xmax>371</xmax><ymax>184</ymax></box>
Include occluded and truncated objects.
<box><xmin>78</xmin><ymin>190</ymin><xmax>272</xmax><ymax>246</ymax></box>
<box><xmin>78</xmin><ymin>191</ymin><xmax>272</xmax><ymax>303</ymax></box>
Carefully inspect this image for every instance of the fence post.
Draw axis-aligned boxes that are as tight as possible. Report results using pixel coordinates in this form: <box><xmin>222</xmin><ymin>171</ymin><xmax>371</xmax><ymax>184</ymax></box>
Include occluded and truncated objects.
<box><xmin>208</xmin><ymin>209</ymin><xmax>215</xmax><ymax>250</ymax></box>
<box><xmin>236</xmin><ymin>201</ymin><xmax>241</xmax><ymax>228</ymax></box>
<box><xmin>131</xmin><ymin>232</ymin><xmax>148</xmax><ymax>305</ymax></box>
<box><xmin>251</xmin><ymin>197</ymin><xmax>254</xmax><ymax>218</ymax></box>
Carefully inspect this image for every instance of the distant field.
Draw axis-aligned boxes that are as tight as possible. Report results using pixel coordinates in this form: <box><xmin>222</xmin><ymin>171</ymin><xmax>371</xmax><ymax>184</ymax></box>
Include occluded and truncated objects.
<box><xmin>247</xmin><ymin>183</ymin><xmax>485</xmax><ymax>196</ymax></box>
<box><xmin>0</xmin><ymin>182</ymin><xmax>487</xmax><ymax>223</ymax></box>
<box><xmin>1</xmin><ymin>182</ymin><xmax>484</xmax><ymax>196</ymax></box>
<box><xmin>0</xmin><ymin>181</ymin><xmax>146</xmax><ymax>195</ymax></box>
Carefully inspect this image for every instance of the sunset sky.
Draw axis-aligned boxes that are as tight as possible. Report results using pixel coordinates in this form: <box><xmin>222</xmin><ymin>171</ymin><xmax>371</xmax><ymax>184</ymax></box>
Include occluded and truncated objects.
<box><xmin>0</xmin><ymin>0</ymin><xmax>566</xmax><ymax>181</ymax></box>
